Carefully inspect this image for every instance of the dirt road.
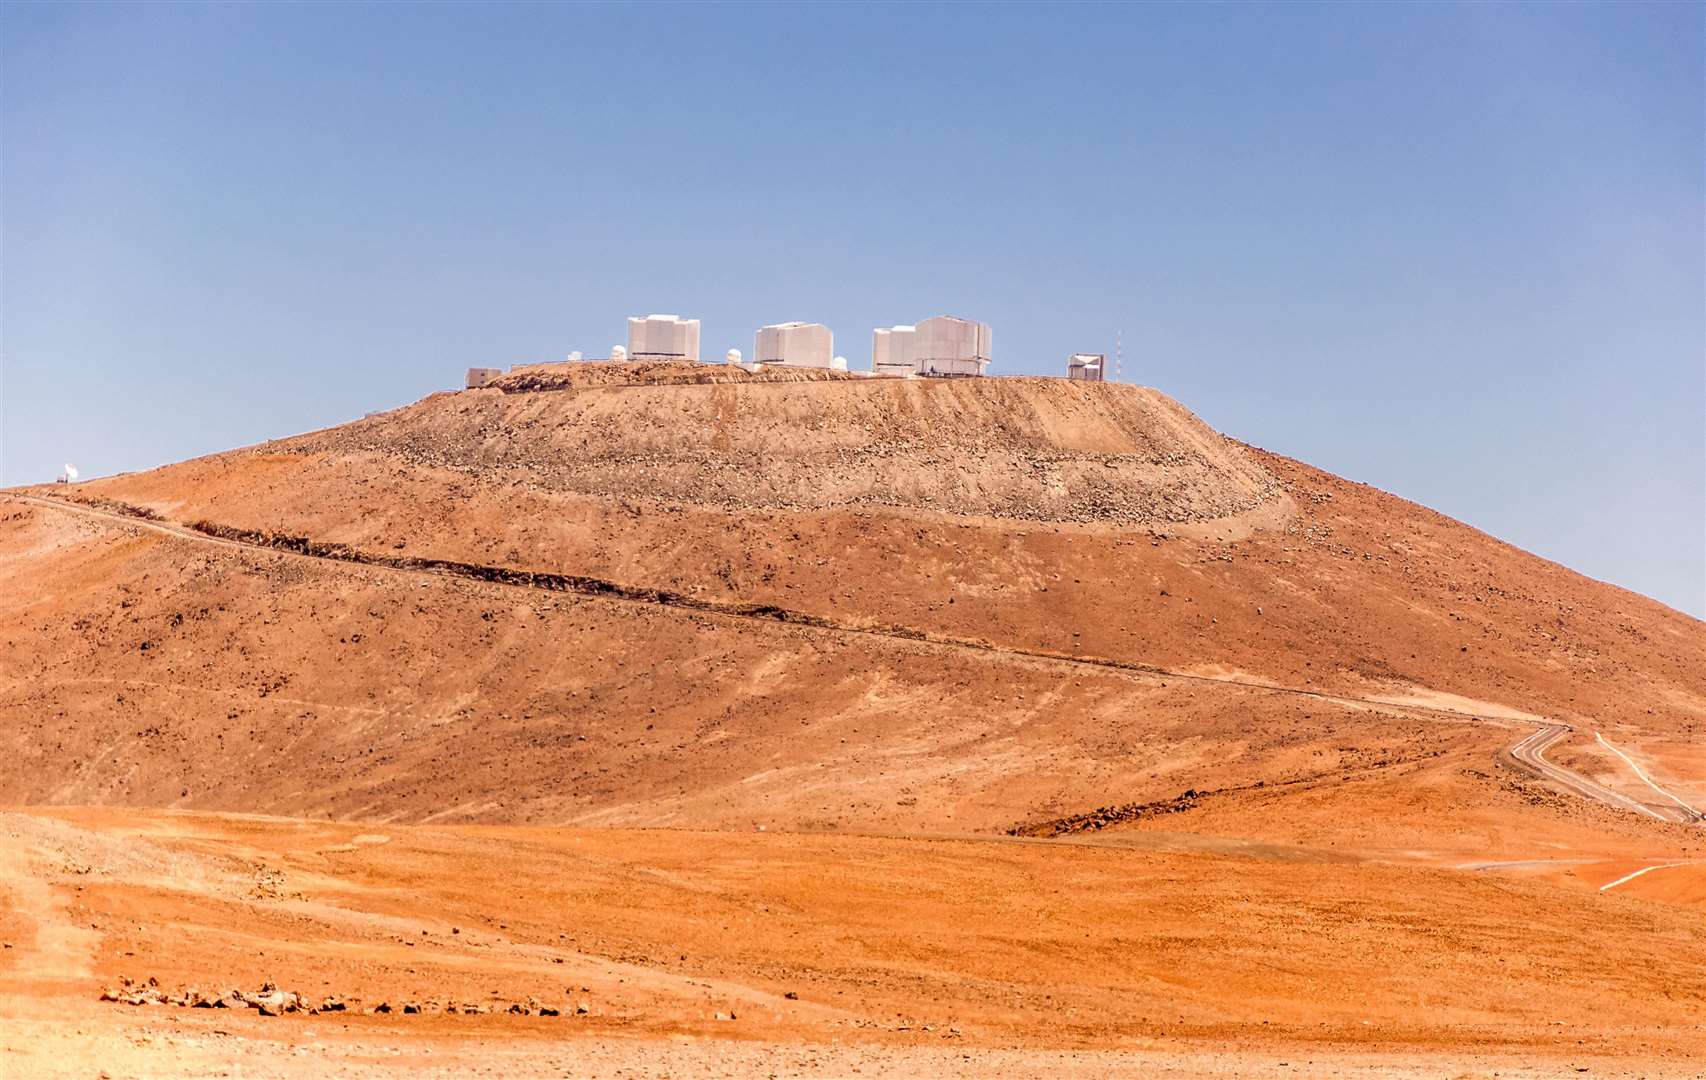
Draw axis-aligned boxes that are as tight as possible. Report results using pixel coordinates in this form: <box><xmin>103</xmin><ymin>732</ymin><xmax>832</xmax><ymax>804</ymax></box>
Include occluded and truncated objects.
<box><xmin>1507</xmin><ymin>725</ymin><xmax>1696</xmax><ymax>824</ymax></box>
<box><xmin>1594</xmin><ymin>731</ymin><xmax>1703</xmax><ymax>822</ymax></box>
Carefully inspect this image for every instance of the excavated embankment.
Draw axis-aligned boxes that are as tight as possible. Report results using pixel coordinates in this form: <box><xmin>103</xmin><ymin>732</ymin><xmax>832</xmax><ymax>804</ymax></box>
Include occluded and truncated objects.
<box><xmin>492</xmin><ymin>359</ymin><xmax>862</xmax><ymax>391</ymax></box>
<box><xmin>288</xmin><ymin>364</ymin><xmax>1288</xmax><ymax>526</ymax></box>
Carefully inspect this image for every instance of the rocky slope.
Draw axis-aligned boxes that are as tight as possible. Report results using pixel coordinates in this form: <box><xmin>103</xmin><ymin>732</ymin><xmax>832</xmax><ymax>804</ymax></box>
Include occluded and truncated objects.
<box><xmin>1</xmin><ymin>364</ymin><xmax>1701</xmax><ymax>837</ymax></box>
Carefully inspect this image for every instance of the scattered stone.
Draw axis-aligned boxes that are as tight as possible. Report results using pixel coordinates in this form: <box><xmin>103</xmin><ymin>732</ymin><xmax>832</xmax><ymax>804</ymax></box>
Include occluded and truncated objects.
<box><xmin>100</xmin><ymin>986</ymin><xmax>164</xmax><ymax>1006</ymax></box>
<box><xmin>97</xmin><ymin>980</ymin><xmax>557</xmax><ymax>1023</ymax></box>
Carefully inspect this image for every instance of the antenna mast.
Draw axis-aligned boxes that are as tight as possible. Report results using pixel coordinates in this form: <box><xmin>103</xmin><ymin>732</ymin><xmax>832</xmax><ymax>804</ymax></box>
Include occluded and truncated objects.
<box><xmin>1115</xmin><ymin>329</ymin><xmax>1123</xmax><ymax>384</ymax></box>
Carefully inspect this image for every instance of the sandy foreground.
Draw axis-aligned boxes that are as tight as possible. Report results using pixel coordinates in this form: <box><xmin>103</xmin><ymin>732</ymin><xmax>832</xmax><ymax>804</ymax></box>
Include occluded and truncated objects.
<box><xmin>2</xmin><ymin>808</ymin><xmax>1701</xmax><ymax>1078</ymax></box>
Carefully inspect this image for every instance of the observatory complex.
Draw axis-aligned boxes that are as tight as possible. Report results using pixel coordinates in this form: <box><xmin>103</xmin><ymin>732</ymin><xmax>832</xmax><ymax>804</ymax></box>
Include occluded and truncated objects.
<box><xmin>459</xmin><ymin>309</ymin><xmax>1108</xmax><ymax>389</ymax></box>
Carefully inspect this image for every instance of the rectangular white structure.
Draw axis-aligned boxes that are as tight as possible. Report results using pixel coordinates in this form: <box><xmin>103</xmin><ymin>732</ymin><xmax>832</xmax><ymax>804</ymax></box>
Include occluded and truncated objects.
<box><xmin>626</xmin><ymin>314</ymin><xmax>701</xmax><ymax>363</ymax></box>
<box><xmin>871</xmin><ymin>325</ymin><xmax>918</xmax><ymax>377</ymax></box>
<box><xmin>754</xmin><ymin>322</ymin><xmax>834</xmax><ymax>368</ymax></box>
<box><xmin>1067</xmin><ymin>353</ymin><xmax>1105</xmax><ymax>381</ymax></box>
<box><xmin>914</xmin><ymin>315</ymin><xmax>991</xmax><ymax>377</ymax></box>
<box><xmin>465</xmin><ymin>367</ymin><xmax>504</xmax><ymax>389</ymax></box>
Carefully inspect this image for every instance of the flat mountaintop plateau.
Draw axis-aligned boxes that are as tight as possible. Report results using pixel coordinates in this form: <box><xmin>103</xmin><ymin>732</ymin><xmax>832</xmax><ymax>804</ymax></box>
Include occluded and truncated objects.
<box><xmin>3</xmin><ymin>363</ymin><xmax>1701</xmax><ymax>1077</ymax></box>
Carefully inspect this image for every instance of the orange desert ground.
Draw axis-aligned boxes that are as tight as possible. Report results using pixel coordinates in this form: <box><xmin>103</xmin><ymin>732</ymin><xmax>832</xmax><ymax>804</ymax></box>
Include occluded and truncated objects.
<box><xmin>2</xmin><ymin>363</ymin><xmax>1702</xmax><ymax>1077</ymax></box>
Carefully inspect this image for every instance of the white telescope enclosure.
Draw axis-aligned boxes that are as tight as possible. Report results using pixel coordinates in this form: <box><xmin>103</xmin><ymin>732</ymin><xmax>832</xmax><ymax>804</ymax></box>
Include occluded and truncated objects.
<box><xmin>754</xmin><ymin>322</ymin><xmax>834</xmax><ymax>368</ymax></box>
<box><xmin>1067</xmin><ymin>353</ymin><xmax>1105</xmax><ymax>381</ymax></box>
<box><xmin>626</xmin><ymin>314</ymin><xmax>701</xmax><ymax>362</ymax></box>
<box><xmin>914</xmin><ymin>315</ymin><xmax>991</xmax><ymax>377</ymax></box>
<box><xmin>871</xmin><ymin>325</ymin><xmax>918</xmax><ymax>377</ymax></box>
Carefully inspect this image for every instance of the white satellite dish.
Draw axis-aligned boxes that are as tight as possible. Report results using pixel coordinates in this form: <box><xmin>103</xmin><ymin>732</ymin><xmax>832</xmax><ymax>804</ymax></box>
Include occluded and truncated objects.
<box><xmin>64</xmin><ymin>464</ymin><xmax>79</xmax><ymax>481</ymax></box>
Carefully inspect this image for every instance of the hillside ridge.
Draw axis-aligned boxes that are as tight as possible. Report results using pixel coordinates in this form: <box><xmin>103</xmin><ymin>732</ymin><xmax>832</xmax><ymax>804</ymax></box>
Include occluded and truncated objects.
<box><xmin>2</xmin><ymin>369</ymin><xmax>1700</xmax><ymax>837</ymax></box>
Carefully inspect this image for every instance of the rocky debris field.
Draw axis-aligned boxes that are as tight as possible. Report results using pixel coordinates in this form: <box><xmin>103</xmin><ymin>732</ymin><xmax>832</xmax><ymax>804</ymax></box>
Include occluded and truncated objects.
<box><xmin>287</xmin><ymin>367</ymin><xmax>1287</xmax><ymax>526</ymax></box>
<box><xmin>99</xmin><ymin>977</ymin><xmax>591</xmax><ymax>1019</ymax></box>
<box><xmin>491</xmin><ymin>360</ymin><xmax>860</xmax><ymax>392</ymax></box>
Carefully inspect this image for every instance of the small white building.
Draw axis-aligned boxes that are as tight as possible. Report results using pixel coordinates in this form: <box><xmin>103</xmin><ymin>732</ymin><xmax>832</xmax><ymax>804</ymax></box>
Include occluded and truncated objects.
<box><xmin>754</xmin><ymin>322</ymin><xmax>834</xmax><ymax>368</ymax></box>
<box><xmin>465</xmin><ymin>367</ymin><xmax>504</xmax><ymax>389</ymax></box>
<box><xmin>1067</xmin><ymin>353</ymin><xmax>1105</xmax><ymax>382</ymax></box>
<box><xmin>871</xmin><ymin>325</ymin><xmax>918</xmax><ymax>377</ymax></box>
<box><xmin>914</xmin><ymin>315</ymin><xmax>991</xmax><ymax>377</ymax></box>
<box><xmin>626</xmin><ymin>314</ymin><xmax>701</xmax><ymax>363</ymax></box>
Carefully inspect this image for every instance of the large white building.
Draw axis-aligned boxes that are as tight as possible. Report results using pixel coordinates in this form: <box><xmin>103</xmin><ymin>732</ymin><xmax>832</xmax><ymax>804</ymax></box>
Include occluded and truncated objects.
<box><xmin>754</xmin><ymin>322</ymin><xmax>834</xmax><ymax>368</ymax></box>
<box><xmin>626</xmin><ymin>314</ymin><xmax>701</xmax><ymax>363</ymax></box>
<box><xmin>915</xmin><ymin>315</ymin><xmax>991</xmax><ymax>377</ymax></box>
<box><xmin>871</xmin><ymin>315</ymin><xmax>991</xmax><ymax>377</ymax></box>
<box><xmin>872</xmin><ymin>325</ymin><xmax>917</xmax><ymax>377</ymax></box>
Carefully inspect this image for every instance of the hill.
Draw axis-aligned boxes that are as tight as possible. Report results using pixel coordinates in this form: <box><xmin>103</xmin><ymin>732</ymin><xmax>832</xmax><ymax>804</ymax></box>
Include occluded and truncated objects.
<box><xmin>2</xmin><ymin>363</ymin><xmax>1702</xmax><ymax>1076</ymax></box>
<box><xmin>3</xmin><ymin>365</ymin><xmax>1699</xmax><ymax>832</ymax></box>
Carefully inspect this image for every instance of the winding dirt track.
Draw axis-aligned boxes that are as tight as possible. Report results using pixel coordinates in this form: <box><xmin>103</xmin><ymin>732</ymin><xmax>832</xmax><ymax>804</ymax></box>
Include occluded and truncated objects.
<box><xmin>1593</xmin><ymin>732</ymin><xmax>1703</xmax><ymax>822</ymax></box>
<box><xmin>11</xmin><ymin>490</ymin><xmax>1690</xmax><ymax>828</ymax></box>
<box><xmin>1506</xmin><ymin>726</ymin><xmax>1679</xmax><ymax>822</ymax></box>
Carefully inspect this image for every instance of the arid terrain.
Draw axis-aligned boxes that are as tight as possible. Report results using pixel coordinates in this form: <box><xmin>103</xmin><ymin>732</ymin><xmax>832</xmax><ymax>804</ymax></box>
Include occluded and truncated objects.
<box><xmin>2</xmin><ymin>364</ymin><xmax>1702</xmax><ymax>1077</ymax></box>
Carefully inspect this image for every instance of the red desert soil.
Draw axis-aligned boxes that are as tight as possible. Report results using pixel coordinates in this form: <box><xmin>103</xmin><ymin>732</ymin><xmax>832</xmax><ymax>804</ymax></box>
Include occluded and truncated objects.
<box><xmin>2</xmin><ymin>365</ymin><xmax>1702</xmax><ymax>1076</ymax></box>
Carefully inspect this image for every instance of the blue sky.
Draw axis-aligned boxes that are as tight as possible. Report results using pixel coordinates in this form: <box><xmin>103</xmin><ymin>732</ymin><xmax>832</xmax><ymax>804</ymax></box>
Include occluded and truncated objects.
<box><xmin>3</xmin><ymin>3</ymin><xmax>1702</xmax><ymax>615</ymax></box>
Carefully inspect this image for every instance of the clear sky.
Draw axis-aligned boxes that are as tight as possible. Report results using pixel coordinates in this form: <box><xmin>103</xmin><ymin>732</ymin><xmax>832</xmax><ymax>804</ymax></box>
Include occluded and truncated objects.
<box><xmin>3</xmin><ymin>3</ymin><xmax>1702</xmax><ymax>616</ymax></box>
